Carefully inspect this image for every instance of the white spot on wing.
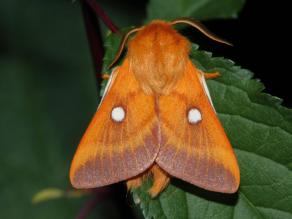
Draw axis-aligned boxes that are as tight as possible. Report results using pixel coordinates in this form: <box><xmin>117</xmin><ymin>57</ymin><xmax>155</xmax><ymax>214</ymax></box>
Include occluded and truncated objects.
<box><xmin>188</xmin><ymin>108</ymin><xmax>202</xmax><ymax>124</ymax></box>
<box><xmin>111</xmin><ymin>106</ymin><xmax>125</xmax><ymax>122</ymax></box>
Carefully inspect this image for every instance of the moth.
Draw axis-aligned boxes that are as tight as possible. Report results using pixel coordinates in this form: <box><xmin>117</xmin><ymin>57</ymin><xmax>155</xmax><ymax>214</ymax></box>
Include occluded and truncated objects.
<box><xmin>70</xmin><ymin>19</ymin><xmax>240</xmax><ymax>197</ymax></box>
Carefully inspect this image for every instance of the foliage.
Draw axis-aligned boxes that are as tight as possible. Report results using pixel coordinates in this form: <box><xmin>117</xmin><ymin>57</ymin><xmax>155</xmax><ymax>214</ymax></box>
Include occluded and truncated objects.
<box><xmin>2</xmin><ymin>0</ymin><xmax>292</xmax><ymax>218</ymax></box>
<box><xmin>147</xmin><ymin>0</ymin><xmax>245</xmax><ymax>21</ymax></box>
<box><xmin>101</xmin><ymin>32</ymin><xmax>292</xmax><ymax>218</ymax></box>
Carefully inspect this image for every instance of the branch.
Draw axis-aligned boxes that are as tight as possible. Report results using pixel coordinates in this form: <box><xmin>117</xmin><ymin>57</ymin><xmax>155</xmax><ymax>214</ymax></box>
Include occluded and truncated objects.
<box><xmin>75</xmin><ymin>188</ymin><xmax>111</xmax><ymax>219</ymax></box>
<box><xmin>81</xmin><ymin>0</ymin><xmax>119</xmax><ymax>85</ymax></box>
<box><xmin>84</xmin><ymin>0</ymin><xmax>119</xmax><ymax>33</ymax></box>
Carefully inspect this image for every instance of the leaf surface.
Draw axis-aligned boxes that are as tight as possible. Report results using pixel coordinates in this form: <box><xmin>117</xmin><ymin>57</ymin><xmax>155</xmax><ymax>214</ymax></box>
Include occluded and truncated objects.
<box><xmin>147</xmin><ymin>0</ymin><xmax>246</xmax><ymax>21</ymax></box>
<box><xmin>101</xmin><ymin>34</ymin><xmax>292</xmax><ymax>219</ymax></box>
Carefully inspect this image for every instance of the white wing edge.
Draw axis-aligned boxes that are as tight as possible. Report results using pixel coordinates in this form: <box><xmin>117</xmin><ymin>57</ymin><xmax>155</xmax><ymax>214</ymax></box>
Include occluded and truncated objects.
<box><xmin>198</xmin><ymin>70</ymin><xmax>216</xmax><ymax>112</ymax></box>
<box><xmin>97</xmin><ymin>67</ymin><xmax>119</xmax><ymax>110</ymax></box>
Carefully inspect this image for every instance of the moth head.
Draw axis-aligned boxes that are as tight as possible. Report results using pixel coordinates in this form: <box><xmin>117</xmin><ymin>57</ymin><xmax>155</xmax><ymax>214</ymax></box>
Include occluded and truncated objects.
<box><xmin>108</xmin><ymin>18</ymin><xmax>232</xmax><ymax>69</ymax></box>
<box><xmin>109</xmin><ymin>19</ymin><xmax>232</xmax><ymax>95</ymax></box>
<box><xmin>127</xmin><ymin>20</ymin><xmax>190</xmax><ymax>94</ymax></box>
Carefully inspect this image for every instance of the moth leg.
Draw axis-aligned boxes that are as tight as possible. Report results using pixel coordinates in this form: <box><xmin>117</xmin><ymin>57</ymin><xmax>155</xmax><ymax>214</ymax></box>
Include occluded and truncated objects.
<box><xmin>102</xmin><ymin>74</ymin><xmax>110</xmax><ymax>80</ymax></box>
<box><xmin>127</xmin><ymin>176</ymin><xmax>143</xmax><ymax>190</ymax></box>
<box><xmin>204</xmin><ymin>72</ymin><xmax>220</xmax><ymax>79</ymax></box>
<box><xmin>148</xmin><ymin>164</ymin><xmax>170</xmax><ymax>197</ymax></box>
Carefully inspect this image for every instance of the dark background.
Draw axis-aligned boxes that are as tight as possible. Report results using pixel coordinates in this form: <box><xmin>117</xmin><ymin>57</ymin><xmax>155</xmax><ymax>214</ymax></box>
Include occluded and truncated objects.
<box><xmin>205</xmin><ymin>0</ymin><xmax>291</xmax><ymax>107</ymax></box>
<box><xmin>0</xmin><ymin>0</ymin><xmax>291</xmax><ymax>218</ymax></box>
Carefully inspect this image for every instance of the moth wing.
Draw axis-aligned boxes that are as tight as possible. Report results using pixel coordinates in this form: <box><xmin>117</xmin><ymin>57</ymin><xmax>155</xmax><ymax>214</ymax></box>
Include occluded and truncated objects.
<box><xmin>70</xmin><ymin>60</ymin><xmax>159</xmax><ymax>188</ymax></box>
<box><xmin>156</xmin><ymin>61</ymin><xmax>240</xmax><ymax>193</ymax></box>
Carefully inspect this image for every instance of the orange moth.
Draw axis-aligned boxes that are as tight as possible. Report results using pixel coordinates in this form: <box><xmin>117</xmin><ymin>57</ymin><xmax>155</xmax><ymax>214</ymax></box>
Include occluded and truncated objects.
<box><xmin>70</xmin><ymin>19</ymin><xmax>240</xmax><ymax>197</ymax></box>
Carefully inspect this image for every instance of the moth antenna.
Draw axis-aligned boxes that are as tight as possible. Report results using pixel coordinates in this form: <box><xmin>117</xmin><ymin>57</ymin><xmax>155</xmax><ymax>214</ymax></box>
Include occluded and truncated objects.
<box><xmin>108</xmin><ymin>27</ymin><xmax>142</xmax><ymax>69</ymax></box>
<box><xmin>170</xmin><ymin>18</ymin><xmax>233</xmax><ymax>46</ymax></box>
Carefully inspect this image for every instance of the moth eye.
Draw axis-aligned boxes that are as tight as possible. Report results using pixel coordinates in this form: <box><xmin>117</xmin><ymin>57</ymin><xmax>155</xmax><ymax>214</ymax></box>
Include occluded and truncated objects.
<box><xmin>187</xmin><ymin>108</ymin><xmax>202</xmax><ymax>124</ymax></box>
<box><xmin>111</xmin><ymin>106</ymin><xmax>126</xmax><ymax>122</ymax></box>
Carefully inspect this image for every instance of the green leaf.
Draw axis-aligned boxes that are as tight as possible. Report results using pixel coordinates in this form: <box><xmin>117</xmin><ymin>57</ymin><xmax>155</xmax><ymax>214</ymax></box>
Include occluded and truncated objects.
<box><xmin>32</xmin><ymin>188</ymin><xmax>65</xmax><ymax>204</ymax></box>
<box><xmin>146</xmin><ymin>0</ymin><xmax>246</xmax><ymax>21</ymax></box>
<box><xmin>101</xmin><ymin>33</ymin><xmax>292</xmax><ymax>219</ymax></box>
<box><xmin>32</xmin><ymin>188</ymin><xmax>85</xmax><ymax>204</ymax></box>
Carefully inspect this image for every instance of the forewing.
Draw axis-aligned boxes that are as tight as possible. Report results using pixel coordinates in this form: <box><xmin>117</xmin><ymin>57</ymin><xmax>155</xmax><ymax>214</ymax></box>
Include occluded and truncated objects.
<box><xmin>70</xmin><ymin>60</ymin><xmax>159</xmax><ymax>188</ymax></box>
<box><xmin>156</xmin><ymin>61</ymin><xmax>240</xmax><ymax>193</ymax></box>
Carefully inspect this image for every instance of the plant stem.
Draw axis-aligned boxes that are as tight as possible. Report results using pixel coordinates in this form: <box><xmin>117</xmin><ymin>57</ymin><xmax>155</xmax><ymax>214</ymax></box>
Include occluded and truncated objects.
<box><xmin>75</xmin><ymin>188</ymin><xmax>111</xmax><ymax>219</ymax></box>
<box><xmin>81</xmin><ymin>1</ymin><xmax>103</xmax><ymax>85</ymax></box>
<box><xmin>84</xmin><ymin>0</ymin><xmax>119</xmax><ymax>33</ymax></box>
<box><xmin>81</xmin><ymin>0</ymin><xmax>119</xmax><ymax>86</ymax></box>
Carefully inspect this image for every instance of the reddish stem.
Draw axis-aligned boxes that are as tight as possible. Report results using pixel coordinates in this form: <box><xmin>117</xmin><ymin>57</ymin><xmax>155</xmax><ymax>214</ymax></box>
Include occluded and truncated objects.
<box><xmin>75</xmin><ymin>188</ymin><xmax>111</xmax><ymax>219</ymax></box>
<box><xmin>82</xmin><ymin>1</ymin><xmax>104</xmax><ymax>83</ymax></box>
<box><xmin>81</xmin><ymin>0</ymin><xmax>119</xmax><ymax>84</ymax></box>
<box><xmin>84</xmin><ymin>0</ymin><xmax>119</xmax><ymax>33</ymax></box>
<box><xmin>75</xmin><ymin>195</ymin><xmax>99</xmax><ymax>219</ymax></box>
